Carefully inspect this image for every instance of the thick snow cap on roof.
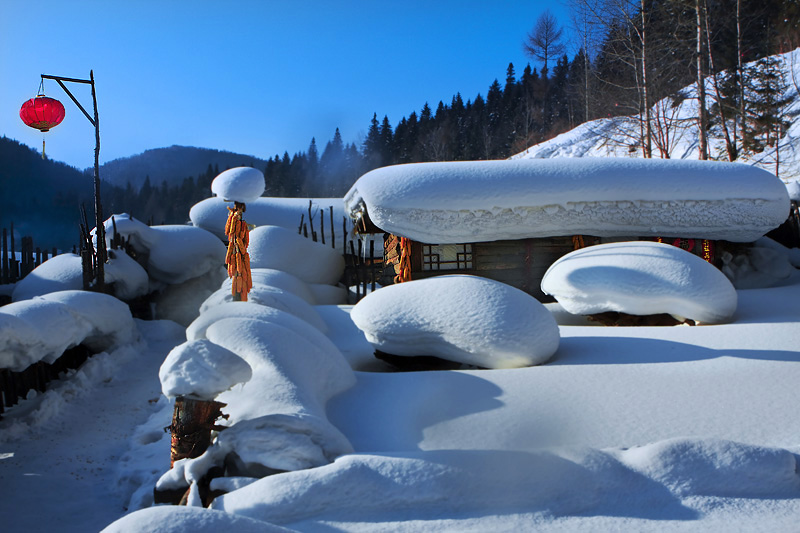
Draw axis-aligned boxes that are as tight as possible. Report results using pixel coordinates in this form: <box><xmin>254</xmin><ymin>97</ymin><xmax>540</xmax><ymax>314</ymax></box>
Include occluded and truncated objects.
<box><xmin>344</xmin><ymin>158</ymin><xmax>790</xmax><ymax>244</ymax></box>
<box><xmin>211</xmin><ymin>167</ymin><xmax>265</xmax><ymax>204</ymax></box>
<box><xmin>541</xmin><ymin>241</ymin><xmax>737</xmax><ymax>324</ymax></box>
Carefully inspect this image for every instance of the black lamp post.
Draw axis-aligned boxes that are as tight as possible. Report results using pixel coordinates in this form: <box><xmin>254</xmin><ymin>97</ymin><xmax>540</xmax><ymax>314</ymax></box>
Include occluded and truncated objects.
<box><xmin>39</xmin><ymin>71</ymin><xmax>106</xmax><ymax>290</ymax></box>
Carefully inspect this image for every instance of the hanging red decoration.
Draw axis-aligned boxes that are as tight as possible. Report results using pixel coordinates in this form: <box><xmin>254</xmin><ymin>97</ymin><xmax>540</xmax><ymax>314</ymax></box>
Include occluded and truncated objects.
<box><xmin>19</xmin><ymin>95</ymin><xmax>65</xmax><ymax>132</ymax></box>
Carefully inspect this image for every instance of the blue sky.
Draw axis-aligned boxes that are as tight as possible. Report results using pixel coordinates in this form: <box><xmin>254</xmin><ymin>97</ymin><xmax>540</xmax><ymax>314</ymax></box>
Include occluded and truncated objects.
<box><xmin>2</xmin><ymin>1</ymin><xmax>573</xmax><ymax>170</ymax></box>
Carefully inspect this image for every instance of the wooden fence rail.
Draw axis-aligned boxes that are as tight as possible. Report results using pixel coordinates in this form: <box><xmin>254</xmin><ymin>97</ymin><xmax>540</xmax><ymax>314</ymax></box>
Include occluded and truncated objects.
<box><xmin>1</xmin><ymin>222</ymin><xmax>62</xmax><ymax>286</ymax></box>
<box><xmin>0</xmin><ymin>345</ymin><xmax>91</xmax><ymax>417</ymax></box>
<box><xmin>296</xmin><ymin>204</ymin><xmax>382</xmax><ymax>304</ymax></box>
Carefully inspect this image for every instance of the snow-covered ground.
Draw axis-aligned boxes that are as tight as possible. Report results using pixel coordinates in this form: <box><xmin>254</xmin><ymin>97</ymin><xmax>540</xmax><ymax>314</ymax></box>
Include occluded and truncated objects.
<box><xmin>2</xmin><ymin>50</ymin><xmax>800</xmax><ymax>533</ymax></box>
<box><xmin>1</xmin><ymin>266</ymin><xmax>799</xmax><ymax>532</ymax></box>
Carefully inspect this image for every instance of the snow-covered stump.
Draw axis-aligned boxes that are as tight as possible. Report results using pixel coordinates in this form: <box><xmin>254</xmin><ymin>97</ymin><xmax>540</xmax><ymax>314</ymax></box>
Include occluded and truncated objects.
<box><xmin>154</xmin><ymin>397</ymin><xmax>229</xmax><ymax>506</ymax></box>
<box><xmin>169</xmin><ymin>396</ymin><xmax>228</xmax><ymax>468</ymax></box>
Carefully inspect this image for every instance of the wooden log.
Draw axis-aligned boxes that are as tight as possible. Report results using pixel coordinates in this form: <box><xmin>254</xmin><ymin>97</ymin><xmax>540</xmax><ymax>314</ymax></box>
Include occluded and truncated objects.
<box><xmin>169</xmin><ymin>396</ymin><xmax>227</xmax><ymax>468</ymax></box>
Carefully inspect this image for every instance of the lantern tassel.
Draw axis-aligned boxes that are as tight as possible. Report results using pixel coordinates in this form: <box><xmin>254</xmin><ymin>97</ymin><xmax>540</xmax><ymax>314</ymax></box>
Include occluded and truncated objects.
<box><xmin>42</xmin><ymin>137</ymin><xmax>46</xmax><ymax>160</ymax></box>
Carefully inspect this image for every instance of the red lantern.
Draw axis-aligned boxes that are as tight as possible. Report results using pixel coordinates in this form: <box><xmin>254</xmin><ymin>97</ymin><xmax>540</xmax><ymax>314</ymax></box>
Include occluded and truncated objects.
<box><xmin>20</xmin><ymin>95</ymin><xmax>65</xmax><ymax>132</ymax></box>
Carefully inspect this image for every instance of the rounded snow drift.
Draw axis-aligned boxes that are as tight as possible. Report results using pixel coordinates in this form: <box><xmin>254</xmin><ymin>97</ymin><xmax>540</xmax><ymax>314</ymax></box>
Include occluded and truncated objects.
<box><xmin>350</xmin><ymin>275</ymin><xmax>560</xmax><ymax>369</ymax></box>
<box><xmin>541</xmin><ymin>241</ymin><xmax>737</xmax><ymax>324</ymax></box>
<box><xmin>211</xmin><ymin>167</ymin><xmax>265</xmax><ymax>204</ymax></box>
<box><xmin>248</xmin><ymin>225</ymin><xmax>345</xmax><ymax>285</ymax></box>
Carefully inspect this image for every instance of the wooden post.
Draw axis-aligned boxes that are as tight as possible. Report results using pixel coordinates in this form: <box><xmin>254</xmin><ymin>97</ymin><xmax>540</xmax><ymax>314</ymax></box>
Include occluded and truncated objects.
<box><xmin>307</xmin><ymin>201</ymin><xmax>317</xmax><ymax>242</ymax></box>
<box><xmin>10</xmin><ymin>222</ymin><xmax>16</xmax><ymax>283</ymax></box>
<box><xmin>370</xmin><ymin>239</ymin><xmax>376</xmax><ymax>293</ymax></box>
<box><xmin>169</xmin><ymin>396</ymin><xmax>227</xmax><ymax>467</ymax></box>
<box><xmin>2</xmin><ymin>228</ymin><xmax>7</xmax><ymax>284</ymax></box>
<box><xmin>350</xmin><ymin>240</ymin><xmax>359</xmax><ymax>301</ymax></box>
<box><xmin>330</xmin><ymin>207</ymin><xmax>335</xmax><ymax>249</ymax></box>
<box><xmin>320</xmin><ymin>209</ymin><xmax>326</xmax><ymax>245</ymax></box>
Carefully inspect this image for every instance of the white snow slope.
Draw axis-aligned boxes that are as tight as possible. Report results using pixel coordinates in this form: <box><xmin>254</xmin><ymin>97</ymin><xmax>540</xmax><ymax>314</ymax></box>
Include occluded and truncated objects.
<box><xmin>513</xmin><ymin>48</ymin><xmax>800</xmax><ymax>188</ymax></box>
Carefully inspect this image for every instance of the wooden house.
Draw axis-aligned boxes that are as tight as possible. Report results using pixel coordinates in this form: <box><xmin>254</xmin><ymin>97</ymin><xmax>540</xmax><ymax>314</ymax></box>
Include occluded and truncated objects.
<box><xmin>345</xmin><ymin>159</ymin><xmax>791</xmax><ymax>302</ymax></box>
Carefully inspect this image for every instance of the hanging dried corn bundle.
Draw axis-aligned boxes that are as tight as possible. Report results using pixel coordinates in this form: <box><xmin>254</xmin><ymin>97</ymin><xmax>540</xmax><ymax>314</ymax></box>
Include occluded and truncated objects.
<box><xmin>394</xmin><ymin>237</ymin><xmax>413</xmax><ymax>283</ymax></box>
<box><xmin>225</xmin><ymin>202</ymin><xmax>252</xmax><ymax>301</ymax></box>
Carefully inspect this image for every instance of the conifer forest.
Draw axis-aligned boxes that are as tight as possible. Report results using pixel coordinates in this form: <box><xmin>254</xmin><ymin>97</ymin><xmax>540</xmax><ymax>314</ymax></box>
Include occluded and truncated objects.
<box><xmin>2</xmin><ymin>0</ymin><xmax>798</xmax><ymax>250</ymax></box>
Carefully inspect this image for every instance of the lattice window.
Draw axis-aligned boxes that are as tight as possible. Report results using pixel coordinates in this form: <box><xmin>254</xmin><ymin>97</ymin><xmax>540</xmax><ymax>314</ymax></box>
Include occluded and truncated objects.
<box><xmin>422</xmin><ymin>244</ymin><xmax>473</xmax><ymax>271</ymax></box>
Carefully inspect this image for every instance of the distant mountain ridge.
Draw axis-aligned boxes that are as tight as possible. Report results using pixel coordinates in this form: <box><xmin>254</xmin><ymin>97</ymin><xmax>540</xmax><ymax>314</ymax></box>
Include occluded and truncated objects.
<box><xmin>97</xmin><ymin>145</ymin><xmax>270</xmax><ymax>191</ymax></box>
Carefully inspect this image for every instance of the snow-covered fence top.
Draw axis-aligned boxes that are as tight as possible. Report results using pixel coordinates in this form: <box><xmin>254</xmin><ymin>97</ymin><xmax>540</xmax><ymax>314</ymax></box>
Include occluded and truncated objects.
<box><xmin>344</xmin><ymin>158</ymin><xmax>790</xmax><ymax>244</ymax></box>
<box><xmin>190</xmin><ymin>197</ymin><xmax>350</xmax><ymax>252</ymax></box>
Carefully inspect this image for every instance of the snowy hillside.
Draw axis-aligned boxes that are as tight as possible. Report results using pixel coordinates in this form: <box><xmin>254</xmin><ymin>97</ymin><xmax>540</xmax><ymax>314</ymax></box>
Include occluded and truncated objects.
<box><xmin>514</xmin><ymin>48</ymin><xmax>800</xmax><ymax>186</ymax></box>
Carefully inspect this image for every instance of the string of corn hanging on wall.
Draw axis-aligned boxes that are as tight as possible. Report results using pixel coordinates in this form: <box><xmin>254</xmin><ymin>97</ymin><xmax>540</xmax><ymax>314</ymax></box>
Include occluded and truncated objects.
<box><xmin>224</xmin><ymin>203</ymin><xmax>252</xmax><ymax>302</ymax></box>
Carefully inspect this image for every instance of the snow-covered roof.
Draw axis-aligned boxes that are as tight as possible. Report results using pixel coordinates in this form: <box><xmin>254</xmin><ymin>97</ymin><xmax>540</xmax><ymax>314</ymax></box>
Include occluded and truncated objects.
<box><xmin>344</xmin><ymin>158</ymin><xmax>790</xmax><ymax>244</ymax></box>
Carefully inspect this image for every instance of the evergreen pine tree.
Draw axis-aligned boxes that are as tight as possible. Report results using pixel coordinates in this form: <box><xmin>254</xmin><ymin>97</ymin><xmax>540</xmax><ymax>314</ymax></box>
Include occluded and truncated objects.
<box><xmin>362</xmin><ymin>113</ymin><xmax>383</xmax><ymax>171</ymax></box>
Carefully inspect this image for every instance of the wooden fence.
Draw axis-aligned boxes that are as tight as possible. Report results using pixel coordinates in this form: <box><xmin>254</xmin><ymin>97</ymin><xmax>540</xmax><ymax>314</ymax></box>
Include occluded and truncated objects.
<box><xmin>0</xmin><ymin>345</ymin><xmax>92</xmax><ymax>417</ymax></box>
<box><xmin>297</xmin><ymin>202</ymin><xmax>382</xmax><ymax>304</ymax></box>
<box><xmin>1</xmin><ymin>222</ymin><xmax>63</xmax><ymax>286</ymax></box>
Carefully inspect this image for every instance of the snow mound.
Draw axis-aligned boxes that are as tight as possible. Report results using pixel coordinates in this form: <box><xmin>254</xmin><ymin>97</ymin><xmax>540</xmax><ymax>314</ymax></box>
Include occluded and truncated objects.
<box><xmin>344</xmin><ymin>158</ymin><xmax>789</xmax><ymax>243</ymax></box>
<box><xmin>210</xmin><ymin>438</ymin><xmax>800</xmax><ymax>526</ymax></box>
<box><xmin>11</xmin><ymin>253</ymin><xmax>83</xmax><ymax>302</ymax></box>
<box><xmin>351</xmin><ymin>275</ymin><xmax>560</xmax><ymax>368</ymax></box>
<box><xmin>169</xmin><ymin>317</ymin><xmax>356</xmax><ymax>474</ymax></box>
<box><xmin>12</xmin><ymin>250</ymin><xmax>152</xmax><ymax>302</ymax></box>
<box><xmin>159</xmin><ymin>339</ymin><xmax>252</xmax><ymax>400</ymax></box>
<box><xmin>101</xmin><ymin>214</ymin><xmax>225</xmax><ymax>284</ymax></box>
<box><xmin>541</xmin><ymin>241</ymin><xmax>737</xmax><ymax>324</ymax></box>
<box><xmin>306</xmin><ymin>282</ymin><xmax>347</xmax><ymax>305</ymax></box>
<box><xmin>619</xmin><ymin>437</ymin><xmax>800</xmax><ymax>498</ymax></box>
<box><xmin>220</xmin><ymin>268</ymin><xmax>316</xmax><ymax>304</ymax></box>
<box><xmin>187</xmin><ymin>301</ymin><xmax>329</xmax><ymax>342</ymax></box>
<box><xmin>211</xmin><ymin>167</ymin><xmax>265</xmax><ymax>204</ymax></box>
<box><xmin>0</xmin><ymin>291</ymin><xmax>135</xmax><ymax>371</ymax></box>
<box><xmin>248</xmin><ymin>225</ymin><xmax>345</xmax><ymax>285</ymax></box>
<box><xmin>199</xmin><ymin>285</ymin><xmax>326</xmax><ymax>331</ymax></box>
<box><xmin>721</xmin><ymin>237</ymin><xmax>796</xmax><ymax>289</ymax></box>
<box><xmin>38</xmin><ymin>290</ymin><xmax>137</xmax><ymax>350</ymax></box>
<box><xmin>189</xmin><ymin>197</ymin><xmax>346</xmax><ymax>248</ymax></box>
<box><xmin>104</xmin><ymin>248</ymin><xmax>150</xmax><ymax>300</ymax></box>
<box><xmin>100</xmin><ymin>506</ymin><xmax>291</xmax><ymax>533</ymax></box>
<box><xmin>786</xmin><ymin>180</ymin><xmax>800</xmax><ymax>201</ymax></box>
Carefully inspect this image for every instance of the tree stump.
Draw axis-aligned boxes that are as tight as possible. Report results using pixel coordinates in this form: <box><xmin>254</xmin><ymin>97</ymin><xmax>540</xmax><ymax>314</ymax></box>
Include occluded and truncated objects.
<box><xmin>169</xmin><ymin>396</ymin><xmax>227</xmax><ymax>467</ymax></box>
